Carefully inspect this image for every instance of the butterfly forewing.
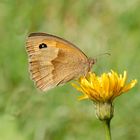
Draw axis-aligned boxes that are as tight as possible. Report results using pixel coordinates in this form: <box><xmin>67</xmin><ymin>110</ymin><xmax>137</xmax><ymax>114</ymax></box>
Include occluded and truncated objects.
<box><xmin>26</xmin><ymin>33</ymin><xmax>90</xmax><ymax>91</ymax></box>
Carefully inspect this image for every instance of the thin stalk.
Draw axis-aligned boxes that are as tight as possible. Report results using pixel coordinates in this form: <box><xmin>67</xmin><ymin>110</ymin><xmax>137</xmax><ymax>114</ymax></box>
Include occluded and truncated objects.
<box><xmin>103</xmin><ymin>119</ymin><xmax>112</xmax><ymax>140</ymax></box>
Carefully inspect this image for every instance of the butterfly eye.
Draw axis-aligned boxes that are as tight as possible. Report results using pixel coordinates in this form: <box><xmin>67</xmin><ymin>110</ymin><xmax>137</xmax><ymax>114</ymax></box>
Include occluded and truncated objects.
<box><xmin>39</xmin><ymin>43</ymin><xmax>48</xmax><ymax>49</ymax></box>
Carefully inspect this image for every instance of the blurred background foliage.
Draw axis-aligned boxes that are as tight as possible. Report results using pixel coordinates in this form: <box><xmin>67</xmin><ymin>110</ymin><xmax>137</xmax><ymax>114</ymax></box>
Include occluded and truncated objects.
<box><xmin>0</xmin><ymin>0</ymin><xmax>140</xmax><ymax>140</ymax></box>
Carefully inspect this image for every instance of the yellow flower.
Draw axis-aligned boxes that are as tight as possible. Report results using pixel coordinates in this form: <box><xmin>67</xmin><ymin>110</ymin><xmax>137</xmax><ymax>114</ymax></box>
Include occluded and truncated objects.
<box><xmin>72</xmin><ymin>70</ymin><xmax>137</xmax><ymax>103</ymax></box>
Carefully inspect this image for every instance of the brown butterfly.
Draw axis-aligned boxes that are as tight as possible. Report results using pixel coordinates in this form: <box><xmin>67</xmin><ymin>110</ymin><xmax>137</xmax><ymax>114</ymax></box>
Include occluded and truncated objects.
<box><xmin>26</xmin><ymin>33</ymin><xmax>95</xmax><ymax>91</ymax></box>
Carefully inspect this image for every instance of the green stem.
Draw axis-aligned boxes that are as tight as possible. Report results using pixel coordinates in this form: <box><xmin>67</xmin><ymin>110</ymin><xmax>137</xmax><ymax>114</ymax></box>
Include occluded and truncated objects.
<box><xmin>103</xmin><ymin>119</ymin><xmax>112</xmax><ymax>140</ymax></box>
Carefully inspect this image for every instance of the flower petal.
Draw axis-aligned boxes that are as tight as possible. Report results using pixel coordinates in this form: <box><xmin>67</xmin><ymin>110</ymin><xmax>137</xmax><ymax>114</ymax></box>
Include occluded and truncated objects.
<box><xmin>78</xmin><ymin>95</ymin><xmax>89</xmax><ymax>100</ymax></box>
<box><xmin>121</xmin><ymin>79</ymin><xmax>137</xmax><ymax>93</ymax></box>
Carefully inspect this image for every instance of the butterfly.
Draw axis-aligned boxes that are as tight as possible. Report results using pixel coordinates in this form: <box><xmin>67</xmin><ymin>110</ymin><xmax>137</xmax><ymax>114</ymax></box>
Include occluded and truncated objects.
<box><xmin>26</xmin><ymin>33</ymin><xmax>95</xmax><ymax>91</ymax></box>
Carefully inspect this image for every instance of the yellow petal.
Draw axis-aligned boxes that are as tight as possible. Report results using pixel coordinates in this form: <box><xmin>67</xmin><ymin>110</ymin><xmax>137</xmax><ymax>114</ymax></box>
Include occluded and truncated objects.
<box><xmin>108</xmin><ymin>72</ymin><xmax>115</xmax><ymax>95</ymax></box>
<box><xmin>71</xmin><ymin>83</ymin><xmax>83</xmax><ymax>92</ymax></box>
<box><xmin>121</xmin><ymin>79</ymin><xmax>137</xmax><ymax>93</ymax></box>
<box><xmin>102</xmin><ymin>73</ymin><xmax>109</xmax><ymax>97</ymax></box>
<box><xmin>78</xmin><ymin>95</ymin><xmax>89</xmax><ymax>100</ymax></box>
<box><xmin>120</xmin><ymin>71</ymin><xmax>127</xmax><ymax>87</ymax></box>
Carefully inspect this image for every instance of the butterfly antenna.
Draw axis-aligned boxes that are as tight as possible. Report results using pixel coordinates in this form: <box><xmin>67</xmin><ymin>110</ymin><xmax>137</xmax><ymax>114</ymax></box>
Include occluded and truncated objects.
<box><xmin>94</xmin><ymin>52</ymin><xmax>111</xmax><ymax>58</ymax></box>
<box><xmin>91</xmin><ymin>52</ymin><xmax>111</xmax><ymax>64</ymax></box>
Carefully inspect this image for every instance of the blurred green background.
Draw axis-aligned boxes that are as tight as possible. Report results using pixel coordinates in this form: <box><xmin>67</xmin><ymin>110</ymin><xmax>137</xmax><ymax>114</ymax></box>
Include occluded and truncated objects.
<box><xmin>0</xmin><ymin>0</ymin><xmax>140</xmax><ymax>140</ymax></box>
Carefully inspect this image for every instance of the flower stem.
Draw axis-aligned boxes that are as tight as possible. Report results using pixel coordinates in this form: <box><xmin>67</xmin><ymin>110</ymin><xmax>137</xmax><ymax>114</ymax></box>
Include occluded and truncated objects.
<box><xmin>103</xmin><ymin>119</ymin><xmax>112</xmax><ymax>140</ymax></box>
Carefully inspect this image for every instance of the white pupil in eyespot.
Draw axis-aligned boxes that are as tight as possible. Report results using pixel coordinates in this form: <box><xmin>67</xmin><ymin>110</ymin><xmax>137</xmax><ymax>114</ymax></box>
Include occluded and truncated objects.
<box><xmin>39</xmin><ymin>43</ymin><xmax>47</xmax><ymax>49</ymax></box>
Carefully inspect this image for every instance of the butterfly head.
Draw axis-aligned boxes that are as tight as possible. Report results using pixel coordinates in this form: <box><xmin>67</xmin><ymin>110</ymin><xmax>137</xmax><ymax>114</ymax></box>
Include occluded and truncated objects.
<box><xmin>88</xmin><ymin>58</ymin><xmax>96</xmax><ymax>71</ymax></box>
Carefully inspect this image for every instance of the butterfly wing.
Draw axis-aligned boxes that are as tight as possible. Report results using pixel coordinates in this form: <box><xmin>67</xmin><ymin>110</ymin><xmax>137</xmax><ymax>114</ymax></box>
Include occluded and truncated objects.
<box><xmin>26</xmin><ymin>33</ymin><xmax>90</xmax><ymax>91</ymax></box>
